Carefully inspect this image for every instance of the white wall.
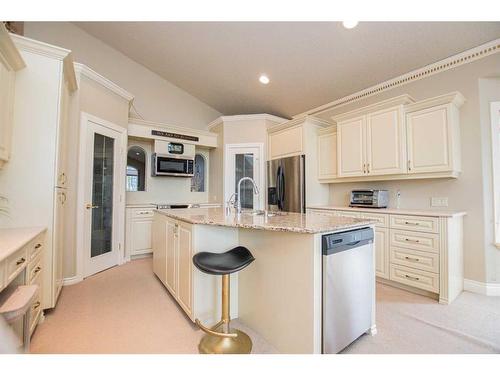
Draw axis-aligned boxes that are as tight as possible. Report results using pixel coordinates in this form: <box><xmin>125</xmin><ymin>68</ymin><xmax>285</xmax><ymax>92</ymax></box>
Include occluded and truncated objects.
<box><xmin>126</xmin><ymin>138</ymin><xmax>210</xmax><ymax>205</ymax></box>
<box><xmin>317</xmin><ymin>53</ymin><xmax>500</xmax><ymax>284</ymax></box>
<box><xmin>24</xmin><ymin>22</ymin><xmax>221</xmax><ymax>130</ymax></box>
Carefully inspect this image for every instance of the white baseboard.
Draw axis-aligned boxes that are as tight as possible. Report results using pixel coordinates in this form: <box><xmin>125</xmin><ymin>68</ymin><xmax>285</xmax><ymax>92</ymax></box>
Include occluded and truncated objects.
<box><xmin>63</xmin><ymin>276</ymin><xmax>83</xmax><ymax>286</ymax></box>
<box><xmin>464</xmin><ymin>279</ymin><xmax>500</xmax><ymax>296</ymax></box>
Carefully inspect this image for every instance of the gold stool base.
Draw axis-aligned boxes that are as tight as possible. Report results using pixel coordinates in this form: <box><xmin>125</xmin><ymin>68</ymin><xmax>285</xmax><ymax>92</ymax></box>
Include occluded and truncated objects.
<box><xmin>198</xmin><ymin>328</ymin><xmax>252</xmax><ymax>354</ymax></box>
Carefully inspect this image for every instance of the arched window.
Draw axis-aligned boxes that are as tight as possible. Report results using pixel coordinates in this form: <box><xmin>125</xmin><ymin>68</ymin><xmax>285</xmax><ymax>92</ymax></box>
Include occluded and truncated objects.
<box><xmin>191</xmin><ymin>154</ymin><xmax>206</xmax><ymax>192</ymax></box>
<box><xmin>126</xmin><ymin>146</ymin><xmax>146</xmax><ymax>191</ymax></box>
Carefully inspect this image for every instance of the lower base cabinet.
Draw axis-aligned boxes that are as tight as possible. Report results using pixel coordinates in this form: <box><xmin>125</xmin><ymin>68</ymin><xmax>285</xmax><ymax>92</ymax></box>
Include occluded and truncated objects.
<box><xmin>308</xmin><ymin>208</ymin><xmax>464</xmax><ymax>304</ymax></box>
<box><xmin>126</xmin><ymin>207</ymin><xmax>155</xmax><ymax>259</ymax></box>
<box><xmin>152</xmin><ymin>212</ymin><xmax>239</xmax><ymax>324</ymax></box>
<box><xmin>152</xmin><ymin>213</ymin><xmax>193</xmax><ymax>319</ymax></box>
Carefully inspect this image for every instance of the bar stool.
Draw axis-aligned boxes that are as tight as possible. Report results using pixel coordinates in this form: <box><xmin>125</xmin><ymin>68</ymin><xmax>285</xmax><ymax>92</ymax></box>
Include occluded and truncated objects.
<box><xmin>193</xmin><ymin>246</ymin><xmax>255</xmax><ymax>354</ymax></box>
<box><xmin>0</xmin><ymin>285</ymin><xmax>39</xmax><ymax>353</ymax></box>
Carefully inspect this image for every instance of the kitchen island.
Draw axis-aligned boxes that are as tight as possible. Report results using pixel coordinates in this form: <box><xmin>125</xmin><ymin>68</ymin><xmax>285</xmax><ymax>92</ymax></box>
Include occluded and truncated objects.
<box><xmin>152</xmin><ymin>207</ymin><xmax>376</xmax><ymax>353</ymax></box>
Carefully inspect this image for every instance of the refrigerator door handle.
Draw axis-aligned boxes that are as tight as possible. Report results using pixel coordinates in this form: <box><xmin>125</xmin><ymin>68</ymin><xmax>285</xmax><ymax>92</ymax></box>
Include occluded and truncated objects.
<box><xmin>279</xmin><ymin>168</ymin><xmax>285</xmax><ymax>210</ymax></box>
<box><xmin>276</xmin><ymin>166</ymin><xmax>282</xmax><ymax>210</ymax></box>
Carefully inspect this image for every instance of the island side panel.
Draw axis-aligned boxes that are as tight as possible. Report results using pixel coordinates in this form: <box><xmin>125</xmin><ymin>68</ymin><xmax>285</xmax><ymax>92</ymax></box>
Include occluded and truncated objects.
<box><xmin>238</xmin><ymin>229</ymin><xmax>322</xmax><ymax>354</ymax></box>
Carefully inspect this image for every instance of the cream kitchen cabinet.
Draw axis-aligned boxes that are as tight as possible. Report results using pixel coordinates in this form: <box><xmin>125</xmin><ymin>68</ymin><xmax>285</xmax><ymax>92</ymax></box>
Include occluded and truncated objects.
<box><xmin>152</xmin><ymin>212</ymin><xmax>239</xmax><ymax>324</ymax></box>
<box><xmin>405</xmin><ymin>93</ymin><xmax>464</xmax><ymax>175</ymax></box>
<box><xmin>307</xmin><ymin>206</ymin><xmax>465</xmax><ymax>304</ymax></box>
<box><xmin>317</xmin><ymin>128</ymin><xmax>337</xmax><ymax>181</ymax></box>
<box><xmin>152</xmin><ymin>213</ymin><xmax>193</xmax><ymax>318</ymax></box>
<box><xmin>336</xmin><ymin>116</ymin><xmax>365</xmax><ymax>177</ymax></box>
<box><xmin>0</xmin><ymin>25</ymin><xmax>25</xmax><ymax>169</ymax></box>
<box><xmin>319</xmin><ymin>92</ymin><xmax>464</xmax><ymax>183</ymax></box>
<box><xmin>269</xmin><ymin>124</ymin><xmax>303</xmax><ymax>160</ymax></box>
<box><xmin>126</xmin><ymin>206</ymin><xmax>155</xmax><ymax>259</ymax></box>
<box><xmin>336</xmin><ymin>105</ymin><xmax>406</xmax><ymax>178</ymax></box>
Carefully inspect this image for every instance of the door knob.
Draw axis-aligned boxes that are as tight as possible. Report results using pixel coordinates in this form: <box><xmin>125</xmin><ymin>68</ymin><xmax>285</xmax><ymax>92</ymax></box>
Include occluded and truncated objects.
<box><xmin>86</xmin><ymin>204</ymin><xmax>99</xmax><ymax>209</ymax></box>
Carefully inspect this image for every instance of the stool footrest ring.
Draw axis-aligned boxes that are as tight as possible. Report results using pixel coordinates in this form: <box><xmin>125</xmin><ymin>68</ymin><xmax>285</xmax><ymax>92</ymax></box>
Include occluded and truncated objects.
<box><xmin>195</xmin><ymin>319</ymin><xmax>238</xmax><ymax>338</ymax></box>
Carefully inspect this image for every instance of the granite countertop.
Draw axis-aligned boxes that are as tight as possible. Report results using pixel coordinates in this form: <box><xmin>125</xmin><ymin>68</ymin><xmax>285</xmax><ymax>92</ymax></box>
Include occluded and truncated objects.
<box><xmin>0</xmin><ymin>227</ymin><xmax>46</xmax><ymax>262</ymax></box>
<box><xmin>308</xmin><ymin>205</ymin><xmax>467</xmax><ymax>218</ymax></box>
<box><xmin>155</xmin><ymin>207</ymin><xmax>376</xmax><ymax>234</ymax></box>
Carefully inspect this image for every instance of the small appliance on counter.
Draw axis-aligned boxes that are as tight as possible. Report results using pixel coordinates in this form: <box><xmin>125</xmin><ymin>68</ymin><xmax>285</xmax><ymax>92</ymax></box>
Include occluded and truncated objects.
<box><xmin>349</xmin><ymin>189</ymin><xmax>389</xmax><ymax>208</ymax></box>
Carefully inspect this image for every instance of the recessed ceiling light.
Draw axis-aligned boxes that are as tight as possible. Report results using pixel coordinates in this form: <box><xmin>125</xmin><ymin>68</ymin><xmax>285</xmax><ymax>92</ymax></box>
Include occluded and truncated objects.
<box><xmin>259</xmin><ymin>74</ymin><xmax>270</xmax><ymax>85</ymax></box>
<box><xmin>342</xmin><ymin>21</ymin><xmax>359</xmax><ymax>29</ymax></box>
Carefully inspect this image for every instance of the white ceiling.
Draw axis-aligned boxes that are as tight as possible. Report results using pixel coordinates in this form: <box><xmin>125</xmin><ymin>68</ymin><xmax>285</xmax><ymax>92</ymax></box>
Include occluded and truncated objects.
<box><xmin>75</xmin><ymin>22</ymin><xmax>500</xmax><ymax>119</ymax></box>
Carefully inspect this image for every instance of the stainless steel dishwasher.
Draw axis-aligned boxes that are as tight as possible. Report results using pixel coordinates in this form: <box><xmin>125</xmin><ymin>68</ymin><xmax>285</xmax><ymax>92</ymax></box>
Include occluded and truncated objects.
<box><xmin>322</xmin><ymin>227</ymin><xmax>375</xmax><ymax>353</ymax></box>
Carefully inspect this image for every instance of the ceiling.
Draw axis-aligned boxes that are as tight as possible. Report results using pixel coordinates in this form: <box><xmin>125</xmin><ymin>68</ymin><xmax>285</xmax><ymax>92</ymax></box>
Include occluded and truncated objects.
<box><xmin>75</xmin><ymin>22</ymin><xmax>500</xmax><ymax>119</ymax></box>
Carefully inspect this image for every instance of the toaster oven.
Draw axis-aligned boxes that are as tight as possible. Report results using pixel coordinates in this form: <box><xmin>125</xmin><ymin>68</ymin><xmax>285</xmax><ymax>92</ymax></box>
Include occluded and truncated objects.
<box><xmin>350</xmin><ymin>190</ymin><xmax>389</xmax><ymax>208</ymax></box>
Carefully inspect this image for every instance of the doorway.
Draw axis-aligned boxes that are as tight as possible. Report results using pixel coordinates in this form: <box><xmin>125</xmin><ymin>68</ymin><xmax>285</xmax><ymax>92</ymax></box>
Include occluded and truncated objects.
<box><xmin>224</xmin><ymin>143</ymin><xmax>265</xmax><ymax>210</ymax></box>
<box><xmin>77</xmin><ymin>113</ymin><xmax>126</xmax><ymax>279</ymax></box>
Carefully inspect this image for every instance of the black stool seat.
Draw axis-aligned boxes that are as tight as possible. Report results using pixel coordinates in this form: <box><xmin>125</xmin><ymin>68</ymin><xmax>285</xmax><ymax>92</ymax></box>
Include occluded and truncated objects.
<box><xmin>193</xmin><ymin>246</ymin><xmax>255</xmax><ymax>275</ymax></box>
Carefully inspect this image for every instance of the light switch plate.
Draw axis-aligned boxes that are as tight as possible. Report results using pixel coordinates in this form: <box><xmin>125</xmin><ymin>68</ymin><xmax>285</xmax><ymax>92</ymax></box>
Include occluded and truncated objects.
<box><xmin>431</xmin><ymin>197</ymin><xmax>448</xmax><ymax>207</ymax></box>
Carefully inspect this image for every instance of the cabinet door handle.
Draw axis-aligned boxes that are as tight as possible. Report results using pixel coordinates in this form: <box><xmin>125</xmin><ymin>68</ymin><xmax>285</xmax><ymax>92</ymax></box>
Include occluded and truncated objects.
<box><xmin>367</xmin><ymin>163</ymin><xmax>370</xmax><ymax>173</ymax></box>
<box><xmin>405</xmin><ymin>274</ymin><xmax>420</xmax><ymax>281</ymax></box>
<box><xmin>405</xmin><ymin>238</ymin><xmax>420</xmax><ymax>243</ymax></box>
<box><xmin>363</xmin><ymin>164</ymin><xmax>366</xmax><ymax>174</ymax></box>
<box><xmin>404</xmin><ymin>256</ymin><xmax>420</xmax><ymax>262</ymax></box>
<box><xmin>16</xmin><ymin>257</ymin><xmax>26</xmax><ymax>265</ymax></box>
<box><xmin>33</xmin><ymin>302</ymin><xmax>41</xmax><ymax>309</ymax></box>
<box><xmin>33</xmin><ymin>266</ymin><xmax>42</xmax><ymax>274</ymax></box>
<box><xmin>404</xmin><ymin>221</ymin><xmax>420</xmax><ymax>225</ymax></box>
<box><xmin>35</xmin><ymin>243</ymin><xmax>42</xmax><ymax>249</ymax></box>
<box><xmin>407</xmin><ymin>160</ymin><xmax>411</xmax><ymax>171</ymax></box>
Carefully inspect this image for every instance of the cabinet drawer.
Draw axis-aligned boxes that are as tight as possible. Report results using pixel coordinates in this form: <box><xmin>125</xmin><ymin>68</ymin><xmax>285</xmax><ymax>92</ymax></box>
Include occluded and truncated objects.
<box><xmin>390</xmin><ymin>229</ymin><xmax>440</xmax><ymax>253</ymax></box>
<box><xmin>390</xmin><ymin>215</ymin><xmax>439</xmax><ymax>233</ymax></box>
<box><xmin>359</xmin><ymin>212</ymin><xmax>389</xmax><ymax>228</ymax></box>
<box><xmin>27</xmin><ymin>253</ymin><xmax>43</xmax><ymax>284</ymax></box>
<box><xmin>28</xmin><ymin>235</ymin><xmax>44</xmax><ymax>261</ymax></box>
<box><xmin>390</xmin><ymin>264</ymin><xmax>439</xmax><ymax>293</ymax></box>
<box><xmin>6</xmin><ymin>247</ymin><xmax>28</xmax><ymax>284</ymax></box>
<box><xmin>131</xmin><ymin>208</ymin><xmax>155</xmax><ymax>218</ymax></box>
<box><xmin>390</xmin><ymin>246</ymin><xmax>439</xmax><ymax>273</ymax></box>
<box><xmin>338</xmin><ymin>211</ymin><xmax>360</xmax><ymax>219</ymax></box>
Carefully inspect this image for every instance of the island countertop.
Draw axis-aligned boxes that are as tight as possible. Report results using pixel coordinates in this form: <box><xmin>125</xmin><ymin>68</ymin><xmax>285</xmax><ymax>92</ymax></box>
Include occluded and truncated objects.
<box><xmin>155</xmin><ymin>207</ymin><xmax>376</xmax><ymax>234</ymax></box>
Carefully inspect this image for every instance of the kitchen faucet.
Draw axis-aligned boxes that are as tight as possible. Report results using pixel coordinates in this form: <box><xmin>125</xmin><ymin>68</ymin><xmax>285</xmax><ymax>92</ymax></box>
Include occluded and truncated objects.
<box><xmin>235</xmin><ymin>177</ymin><xmax>259</xmax><ymax>214</ymax></box>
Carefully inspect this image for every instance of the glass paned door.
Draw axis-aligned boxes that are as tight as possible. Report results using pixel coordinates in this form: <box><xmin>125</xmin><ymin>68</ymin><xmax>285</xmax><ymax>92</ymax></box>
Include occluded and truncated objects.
<box><xmin>225</xmin><ymin>144</ymin><xmax>264</xmax><ymax>211</ymax></box>
<box><xmin>234</xmin><ymin>153</ymin><xmax>255</xmax><ymax>209</ymax></box>
<box><xmin>91</xmin><ymin>134</ymin><xmax>114</xmax><ymax>258</ymax></box>
<box><xmin>83</xmin><ymin>115</ymin><xmax>124</xmax><ymax>279</ymax></box>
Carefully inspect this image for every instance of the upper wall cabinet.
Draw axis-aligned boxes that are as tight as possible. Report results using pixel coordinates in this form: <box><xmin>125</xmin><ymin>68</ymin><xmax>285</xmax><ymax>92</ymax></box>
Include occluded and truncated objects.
<box><xmin>0</xmin><ymin>25</ymin><xmax>25</xmax><ymax>169</ymax></box>
<box><xmin>317</xmin><ymin>128</ymin><xmax>337</xmax><ymax>180</ymax></box>
<box><xmin>405</xmin><ymin>94</ymin><xmax>464</xmax><ymax>175</ymax></box>
<box><xmin>319</xmin><ymin>92</ymin><xmax>465</xmax><ymax>183</ymax></box>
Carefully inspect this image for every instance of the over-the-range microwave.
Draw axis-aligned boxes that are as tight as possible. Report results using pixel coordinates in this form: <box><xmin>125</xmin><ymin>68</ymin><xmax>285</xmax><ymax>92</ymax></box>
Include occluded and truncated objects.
<box><xmin>151</xmin><ymin>141</ymin><xmax>194</xmax><ymax>177</ymax></box>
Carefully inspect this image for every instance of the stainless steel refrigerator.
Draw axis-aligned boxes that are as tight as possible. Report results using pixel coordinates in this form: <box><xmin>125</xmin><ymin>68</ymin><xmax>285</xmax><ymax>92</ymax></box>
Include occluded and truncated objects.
<box><xmin>267</xmin><ymin>155</ymin><xmax>305</xmax><ymax>213</ymax></box>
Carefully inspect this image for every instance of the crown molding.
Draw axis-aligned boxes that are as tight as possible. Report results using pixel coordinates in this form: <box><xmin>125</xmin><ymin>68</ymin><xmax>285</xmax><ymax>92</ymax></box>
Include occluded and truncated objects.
<box><xmin>129</xmin><ymin>117</ymin><xmax>215</xmax><ymax>138</ymax></box>
<box><xmin>268</xmin><ymin>115</ymin><xmax>333</xmax><ymax>134</ymax></box>
<box><xmin>294</xmin><ymin>38</ymin><xmax>500</xmax><ymax>119</ymax></box>
<box><xmin>331</xmin><ymin>94</ymin><xmax>416</xmax><ymax>123</ymax></box>
<box><xmin>207</xmin><ymin>113</ymin><xmax>288</xmax><ymax>131</ymax></box>
<box><xmin>10</xmin><ymin>33</ymin><xmax>71</xmax><ymax>61</ymax></box>
<box><xmin>74</xmin><ymin>62</ymin><xmax>134</xmax><ymax>103</ymax></box>
<box><xmin>0</xmin><ymin>25</ymin><xmax>25</xmax><ymax>71</ymax></box>
<box><xmin>63</xmin><ymin>53</ymin><xmax>78</xmax><ymax>93</ymax></box>
<box><xmin>404</xmin><ymin>91</ymin><xmax>466</xmax><ymax>113</ymax></box>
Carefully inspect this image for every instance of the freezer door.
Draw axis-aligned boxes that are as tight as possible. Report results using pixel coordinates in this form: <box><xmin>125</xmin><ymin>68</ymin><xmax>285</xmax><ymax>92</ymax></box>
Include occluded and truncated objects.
<box><xmin>280</xmin><ymin>155</ymin><xmax>305</xmax><ymax>213</ymax></box>
<box><xmin>267</xmin><ymin>158</ymin><xmax>281</xmax><ymax>210</ymax></box>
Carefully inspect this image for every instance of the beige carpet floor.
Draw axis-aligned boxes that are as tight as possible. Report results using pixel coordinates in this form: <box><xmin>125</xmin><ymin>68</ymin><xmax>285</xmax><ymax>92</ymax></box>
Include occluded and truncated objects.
<box><xmin>343</xmin><ymin>283</ymin><xmax>500</xmax><ymax>354</ymax></box>
<box><xmin>31</xmin><ymin>258</ymin><xmax>500</xmax><ymax>354</ymax></box>
<box><xmin>30</xmin><ymin>258</ymin><xmax>277</xmax><ymax>354</ymax></box>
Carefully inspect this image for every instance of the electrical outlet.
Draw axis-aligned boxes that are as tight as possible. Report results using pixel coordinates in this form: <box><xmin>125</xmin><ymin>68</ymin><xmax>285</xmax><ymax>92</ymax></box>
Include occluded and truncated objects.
<box><xmin>431</xmin><ymin>197</ymin><xmax>448</xmax><ymax>207</ymax></box>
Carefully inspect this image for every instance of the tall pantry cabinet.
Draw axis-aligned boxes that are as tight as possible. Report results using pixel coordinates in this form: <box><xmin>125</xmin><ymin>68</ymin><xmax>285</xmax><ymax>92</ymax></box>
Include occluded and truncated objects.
<box><xmin>0</xmin><ymin>34</ymin><xmax>77</xmax><ymax>309</ymax></box>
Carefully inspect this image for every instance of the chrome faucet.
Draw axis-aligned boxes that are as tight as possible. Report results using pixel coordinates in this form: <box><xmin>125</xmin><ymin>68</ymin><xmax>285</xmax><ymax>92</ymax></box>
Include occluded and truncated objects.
<box><xmin>236</xmin><ymin>177</ymin><xmax>259</xmax><ymax>214</ymax></box>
